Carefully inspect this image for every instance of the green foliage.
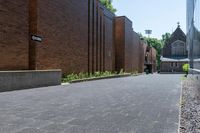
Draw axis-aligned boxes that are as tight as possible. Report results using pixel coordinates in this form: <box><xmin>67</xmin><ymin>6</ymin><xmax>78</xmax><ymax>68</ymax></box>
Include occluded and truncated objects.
<box><xmin>161</xmin><ymin>33</ymin><xmax>171</xmax><ymax>47</ymax></box>
<box><xmin>143</xmin><ymin>37</ymin><xmax>163</xmax><ymax>70</ymax></box>
<box><xmin>131</xmin><ymin>70</ymin><xmax>138</xmax><ymax>75</ymax></box>
<box><xmin>119</xmin><ymin>69</ymin><xmax>124</xmax><ymax>74</ymax></box>
<box><xmin>182</xmin><ymin>64</ymin><xmax>190</xmax><ymax>73</ymax></box>
<box><xmin>62</xmin><ymin>70</ymin><xmax>137</xmax><ymax>83</ymax></box>
<box><xmin>99</xmin><ymin>0</ymin><xmax>117</xmax><ymax>13</ymax></box>
<box><xmin>140</xmin><ymin>32</ymin><xmax>171</xmax><ymax>70</ymax></box>
<box><xmin>62</xmin><ymin>71</ymin><xmax>115</xmax><ymax>83</ymax></box>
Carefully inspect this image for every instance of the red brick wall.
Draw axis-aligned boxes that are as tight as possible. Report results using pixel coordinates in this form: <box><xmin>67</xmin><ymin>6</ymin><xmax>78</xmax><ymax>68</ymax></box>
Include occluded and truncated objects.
<box><xmin>31</xmin><ymin>0</ymin><xmax>89</xmax><ymax>74</ymax></box>
<box><xmin>151</xmin><ymin>48</ymin><xmax>157</xmax><ymax>72</ymax></box>
<box><xmin>124</xmin><ymin>18</ymin><xmax>134</xmax><ymax>72</ymax></box>
<box><xmin>88</xmin><ymin>2</ymin><xmax>115</xmax><ymax>73</ymax></box>
<box><xmin>132</xmin><ymin>31</ymin><xmax>141</xmax><ymax>72</ymax></box>
<box><xmin>0</xmin><ymin>0</ymin><xmax>148</xmax><ymax>74</ymax></box>
<box><xmin>115</xmin><ymin>16</ymin><xmax>148</xmax><ymax>73</ymax></box>
<box><xmin>138</xmin><ymin>41</ymin><xmax>147</xmax><ymax>73</ymax></box>
<box><xmin>104</xmin><ymin>8</ymin><xmax>115</xmax><ymax>72</ymax></box>
<box><xmin>28</xmin><ymin>0</ymin><xmax>115</xmax><ymax>74</ymax></box>
<box><xmin>0</xmin><ymin>0</ymin><xmax>29</xmax><ymax>70</ymax></box>
<box><xmin>114</xmin><ymin>17</ymin><xmax>125</xmax><ymax>72</ymax></box>
<box><xmin>115</xmin><ymin>16</ymin><xmax>134</xmax><ymax>73</ymax></box>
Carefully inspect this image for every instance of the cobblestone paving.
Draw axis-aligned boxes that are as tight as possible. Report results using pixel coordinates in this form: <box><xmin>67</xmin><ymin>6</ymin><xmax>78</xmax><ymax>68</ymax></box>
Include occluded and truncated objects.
<box><xmin>0</xmin><ymin>74</ymin><xmax>181</xmax><ymax>133</ymax></box>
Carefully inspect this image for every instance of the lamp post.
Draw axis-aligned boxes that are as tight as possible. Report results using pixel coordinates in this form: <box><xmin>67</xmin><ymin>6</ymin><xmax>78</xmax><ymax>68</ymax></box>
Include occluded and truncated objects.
<box><xmin>145</xmin><ymin>29</ymin><xmax>152</xmax><ymax>38</ymax></box>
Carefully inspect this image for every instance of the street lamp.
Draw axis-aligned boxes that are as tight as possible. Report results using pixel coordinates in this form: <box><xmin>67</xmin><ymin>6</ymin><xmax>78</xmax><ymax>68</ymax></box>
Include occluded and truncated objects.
<box><xmin>145</xmin><ymin>29</ymin><xmax>152</xmax><ymax>38</ymax></box>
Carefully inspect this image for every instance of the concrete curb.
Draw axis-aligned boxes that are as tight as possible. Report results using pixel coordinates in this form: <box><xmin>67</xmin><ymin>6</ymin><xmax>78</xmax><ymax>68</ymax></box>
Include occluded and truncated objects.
<box><xmin>62</xmin><ymin>73</ymin><xmax>143</xmax><ymax>84</ymax></box>
<box><xmin>178</xmin><ymin>81</ymin><xmax>183</xmax><ymax>133</ymax></box>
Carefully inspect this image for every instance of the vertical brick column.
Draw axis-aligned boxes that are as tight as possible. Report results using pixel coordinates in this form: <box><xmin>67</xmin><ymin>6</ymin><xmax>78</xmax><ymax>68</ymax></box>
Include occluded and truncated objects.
<box><xmin>29</xmin><ymin>0</ymin><xmax>38</xmax><ymax>70</ymax></box>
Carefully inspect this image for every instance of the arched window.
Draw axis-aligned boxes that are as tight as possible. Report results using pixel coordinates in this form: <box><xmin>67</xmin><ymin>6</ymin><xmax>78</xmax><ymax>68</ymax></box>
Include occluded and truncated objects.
<box><xmin>171</xmin><ymin>40</ymin><xmax>186</xmax><ymax>56</ymax></box>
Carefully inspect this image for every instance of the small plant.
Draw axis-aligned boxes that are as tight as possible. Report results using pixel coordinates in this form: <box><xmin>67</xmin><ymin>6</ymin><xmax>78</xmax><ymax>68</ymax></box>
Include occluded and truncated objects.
<box><xmin>94</xmin><ymin>72</ymin><xmax>101</xmax><ymax>77</ymax></box>
<box><xmin>131</xmin><ymin>70</ymin><xmax>138</xmax><ymax>75</ymax></box>
<box><xmin>119</xmin><ymin>69</ymin><xmax>124</xmax><ymax>74</ymax></box>
<box><xmin>99</xmin><ymin>0</ymin><xmax>117</xmax><ymax>13</ymax></box>
<box><xmin>182</xmin><ymin>63</ymin><xmax>190</xmax><ymax>77</ymax></box>
<box><xmin>62</xmin><ymin>71</ymin><xmax>118</xmax><ymax>83</ymax></box>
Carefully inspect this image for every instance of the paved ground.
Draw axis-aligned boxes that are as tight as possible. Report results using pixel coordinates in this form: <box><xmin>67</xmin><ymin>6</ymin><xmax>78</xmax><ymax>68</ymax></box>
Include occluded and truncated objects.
<box><xmin>0</xmin><ymin>74</ymin><xmax>181</xmax><ymax>133</ymax></box>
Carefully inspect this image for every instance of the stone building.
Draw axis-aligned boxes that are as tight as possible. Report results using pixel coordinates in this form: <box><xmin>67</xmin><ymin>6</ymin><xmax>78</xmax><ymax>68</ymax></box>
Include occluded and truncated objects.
<box><xmin>160</xmin><ymin>24</ymin><xmax>188</xmax><ymax>73</ymax></box>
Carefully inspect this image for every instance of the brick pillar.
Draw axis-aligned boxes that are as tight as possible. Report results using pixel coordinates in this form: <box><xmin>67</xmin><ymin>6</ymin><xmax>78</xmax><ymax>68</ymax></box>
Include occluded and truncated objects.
<box><xmin>29</xmin><ymin>0</ymin><xmax>38</xmax><ymax>70</ymax></box>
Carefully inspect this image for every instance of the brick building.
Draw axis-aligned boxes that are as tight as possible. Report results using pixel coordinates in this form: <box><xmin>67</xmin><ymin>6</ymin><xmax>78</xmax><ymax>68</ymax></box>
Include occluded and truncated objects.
<box><xmin>161</xmin><ymin>24</ymin><xmax>188</xmax><ymax>73</ymax></box>
<box><xmin>144</xmin><ymin>45</ymin><xmax>157</xmax><ymax>73</ymax></box>
<box><xmin>0</xmin><ymin>0</ymin><xmax>156</xmax><ymax>74</ymax></box>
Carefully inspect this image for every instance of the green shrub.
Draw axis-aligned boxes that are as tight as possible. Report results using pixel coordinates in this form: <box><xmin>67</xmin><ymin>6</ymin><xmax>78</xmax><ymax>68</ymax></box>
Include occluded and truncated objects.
<box><xmin>131</xmin><ymin>71</ymin><xmax>138</xmax><ymax>75</ymax></box>
<box><xmin>182</xmin><ymin>63</ymin><xmax>190</xmax><ymax>75</ymax></box>
<box><xmin>99</xmin><ymin>0</ymin><xmax>117</xmax><ymax>13</ymax></box>
<box><xmin>62</xmin><ymin>71</ymin><xmax>117</xmax><ymax>83</ymax></box>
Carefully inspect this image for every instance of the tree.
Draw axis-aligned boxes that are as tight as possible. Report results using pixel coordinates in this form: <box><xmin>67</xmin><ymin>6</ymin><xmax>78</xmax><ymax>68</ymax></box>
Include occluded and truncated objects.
<box><xmin>144</xmin><ymin>37</ymin><xmax>163</xmax><ymax>70</ymax></box>
<box><xmin>161</xmin><ymin>33</ymin><xmax>171</xmax><ymax>46</ymax></box>
<box><xmin>141</xmin><ymin>33</ymin><xmax>171</xmax><ymax>70</ymax></box>
<box><xmin>100</xmin><ymin>0</ymin><xmax>117</xmax><ymax>13</ymax></box>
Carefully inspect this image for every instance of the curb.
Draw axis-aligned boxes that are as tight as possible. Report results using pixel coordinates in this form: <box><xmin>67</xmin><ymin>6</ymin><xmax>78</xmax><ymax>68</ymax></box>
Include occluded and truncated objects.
<box><xmin>178</xmin><ymin>81</ymin><xmax>183</xmax><ymax>133</ymax></box>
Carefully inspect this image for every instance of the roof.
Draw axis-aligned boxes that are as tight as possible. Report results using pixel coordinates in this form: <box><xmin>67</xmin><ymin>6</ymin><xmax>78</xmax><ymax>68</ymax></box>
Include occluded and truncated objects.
<box><xmin>164</xmin><ymin>25</ymin><xmax>186</xmax><ymax>47</ymax></box>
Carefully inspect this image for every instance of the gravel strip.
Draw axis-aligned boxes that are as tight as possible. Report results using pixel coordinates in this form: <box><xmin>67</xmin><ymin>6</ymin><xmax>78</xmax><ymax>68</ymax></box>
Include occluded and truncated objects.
<box><xmin>180</xmin><ymin>76</ymin><xmax>200</xmax><ymax>133</ymax></box>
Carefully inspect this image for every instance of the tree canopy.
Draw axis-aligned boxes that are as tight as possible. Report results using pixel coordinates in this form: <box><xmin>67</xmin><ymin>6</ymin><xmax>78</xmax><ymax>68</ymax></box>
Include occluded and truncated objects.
<box><xmin>99</xmin><ymin>0</ymin><xmax>117</xmax><ymax>13</ymax></box>
<box><xmin>141</xmin><ymin>33</ymin><xmax>171</xmax><ymax>70</ymax></box>
<box><xmin>161</xmin><ymin>33</ymin><xmax>171</xmax><ymax>46</ymax></box>
<box><xmin>144</xmin><ymin>37</ymin><xmax>163</xmax><ymax>70</ymax></box>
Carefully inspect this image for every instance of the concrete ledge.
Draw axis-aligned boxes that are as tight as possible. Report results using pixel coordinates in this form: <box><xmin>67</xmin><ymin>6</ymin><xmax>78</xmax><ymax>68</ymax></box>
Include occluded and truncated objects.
<box><xmin>0</xmin><ymin>70</ymin><xmax>62</xmax><ymax>92</ymax></box>
<box><xmin>190</xmin><ymin>69</ymin><xmax>200</xmax><ymax>80</ymax></box>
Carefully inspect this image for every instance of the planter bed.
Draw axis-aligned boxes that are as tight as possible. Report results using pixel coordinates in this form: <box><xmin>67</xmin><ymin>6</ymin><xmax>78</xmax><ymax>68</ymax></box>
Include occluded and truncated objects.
<box><xmin>63</xmin><ymin>73</ymin><xmax>142</xmax><ymax>84</ymax></box>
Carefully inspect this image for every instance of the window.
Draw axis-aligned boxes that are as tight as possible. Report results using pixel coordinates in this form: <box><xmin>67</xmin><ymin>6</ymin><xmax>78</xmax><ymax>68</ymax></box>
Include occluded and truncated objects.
<box><xmin>175</xmin><ymin>62</ymin><xmax>178</xmax><ymax>67</ymax></box>
<box><xmin>171</xmin><ymin>40</ymin><xmax>186</xmax><ymax>56</ymax></box>
<box><xmin>170</xmin><ymin>62</ymin><xmax>178</xmax><ymax>68</ymax></box>
<box><xmin>171</xmin><ymin>62</ymin><xmax>174</xmax><ymax>67</ymax></box>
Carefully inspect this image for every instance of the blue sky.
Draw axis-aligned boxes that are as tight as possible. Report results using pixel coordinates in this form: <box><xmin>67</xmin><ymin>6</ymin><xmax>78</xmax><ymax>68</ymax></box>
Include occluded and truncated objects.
<box><xmin>112</xmin><ymin>0</ymin><xmax>186</xmax><ymax>39</ymax></box>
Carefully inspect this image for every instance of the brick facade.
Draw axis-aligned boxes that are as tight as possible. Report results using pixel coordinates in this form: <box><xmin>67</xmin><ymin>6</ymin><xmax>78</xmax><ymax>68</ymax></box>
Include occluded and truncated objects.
<box><xmin>0</xmin><ymin>0</ymin><xmax>156</xmax><ymax>74</ymax></box>
<box><xmin>161</xmin><ymin>62</ymin><xmax>188</xmax><ymax>72</ymax></box>
<box><xmin>115</xmin><ymin>16</ymin><xmax>134</xmax><ymax>72</ymax></box>
<box><xmin>0</xmin><ymin>0</ymin><xmax>29</xmax><ymax>70</ymax></box>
